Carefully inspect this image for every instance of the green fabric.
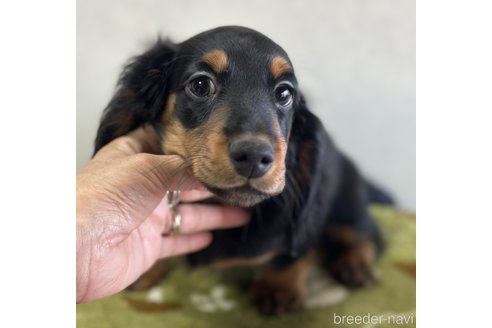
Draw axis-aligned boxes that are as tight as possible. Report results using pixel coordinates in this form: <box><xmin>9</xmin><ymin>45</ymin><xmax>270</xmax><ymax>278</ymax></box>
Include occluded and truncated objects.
<box><xmin>77</xmin><ymin>205</ymin><xmax>416</xmax><ymax>327</ymax></box>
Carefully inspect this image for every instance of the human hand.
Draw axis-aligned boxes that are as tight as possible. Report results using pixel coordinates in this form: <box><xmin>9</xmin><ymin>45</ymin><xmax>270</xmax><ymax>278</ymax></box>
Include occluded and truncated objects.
<box><xmin>76</xmin><ymin>127</ymin><xmax>249</xmax><ymax>303</ymax></box>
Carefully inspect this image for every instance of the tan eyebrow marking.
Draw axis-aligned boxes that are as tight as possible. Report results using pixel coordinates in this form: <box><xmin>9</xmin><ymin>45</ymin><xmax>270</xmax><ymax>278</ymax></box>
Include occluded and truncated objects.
<box><xmin>270</xmin><ymin>56</ymin><xmax>292</xmax><ymax>79</ymax></box>
<box><xmin>202</xmin><ymin>49</ymin><xmax>228</xmax><ymax>74</ymax></box>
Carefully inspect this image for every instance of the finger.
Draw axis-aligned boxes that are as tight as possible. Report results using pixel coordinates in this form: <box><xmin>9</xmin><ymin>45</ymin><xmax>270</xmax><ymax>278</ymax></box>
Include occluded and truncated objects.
<box><xmin>144</xmin><ymin>197</ymin><xmax>170</xmax><ymax>232</ymax></box>
<box><xmin>180</xmin><ymin>190</ymin><xmax>214</xmax><ymax>202</ymax></box>
<box><xmin>159</xmin><ymin>232</ymin><xmax>212</xmax><ymax>258</ymax></box>
<box><xmin>126</xmin><ymin>125</ymin><xmax>162</xmax><ymax>154</ymax></box>
<box><xmin>169</xmin><ymin>204</ymin><xmax>250</xmax><ymax>234</ymax></box>
<box><xmin>95</xmin><ymin>125</ymin><xmax>160</xmax><ymax>159</ymax></box>
<box><xmin>140</xmin><ymin>190</ymin><xmax>215</xmax><ymax>234</ymax></box>
<box><xmin>95</xmin><ymin>128</ymin><xmax>208</xmax><ymax>191</ymax></box>
<box><xmin>131</xmin><ymin>154</ymin><xmax>205</xmax><ymax>191</ymax></box>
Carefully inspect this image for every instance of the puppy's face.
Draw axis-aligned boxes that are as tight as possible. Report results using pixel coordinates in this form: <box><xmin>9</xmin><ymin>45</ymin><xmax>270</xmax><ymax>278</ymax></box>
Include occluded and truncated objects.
<box><xmin>94</xmin><ymin>26</ymin><xmax>300</xmax><ymax>207</ymax></box>
<box><xmin>159</xmin><ymin>27</ymin><xmax>299</xmax><ymax>207</ymax></box>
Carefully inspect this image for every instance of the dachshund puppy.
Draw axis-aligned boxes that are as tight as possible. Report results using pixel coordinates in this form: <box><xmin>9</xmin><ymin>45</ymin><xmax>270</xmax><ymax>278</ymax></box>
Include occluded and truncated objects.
<box><xmin>94</xmin><ymin>26</ymin><xmax>391</xmax><ymax>316</ymax></box>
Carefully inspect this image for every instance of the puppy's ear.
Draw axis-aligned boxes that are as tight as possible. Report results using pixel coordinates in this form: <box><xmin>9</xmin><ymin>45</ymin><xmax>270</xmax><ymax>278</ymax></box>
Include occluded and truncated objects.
<box><xmin>94</xmin><ymin>39</ymin><xmax>178</xmax><ymax>155</ymax></box>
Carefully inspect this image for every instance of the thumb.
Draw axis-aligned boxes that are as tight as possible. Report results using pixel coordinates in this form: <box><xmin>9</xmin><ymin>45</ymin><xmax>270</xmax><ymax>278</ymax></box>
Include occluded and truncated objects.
<box><xmin>104</xmin><ymin>154</ymin><xmax>204</xmax><ymax>234</ymax></box>
<box><xmin>128</xmin><ymin>153</ymin><xmax>205</xmax><ymax>193</ymax></box>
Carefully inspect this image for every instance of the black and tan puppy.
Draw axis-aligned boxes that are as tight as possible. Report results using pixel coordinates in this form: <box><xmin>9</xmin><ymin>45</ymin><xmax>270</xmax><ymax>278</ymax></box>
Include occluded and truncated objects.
<box><xmin>94</xmin><ymin>26</ymin><xmax>392</xmax><ymax>315</ymax></box>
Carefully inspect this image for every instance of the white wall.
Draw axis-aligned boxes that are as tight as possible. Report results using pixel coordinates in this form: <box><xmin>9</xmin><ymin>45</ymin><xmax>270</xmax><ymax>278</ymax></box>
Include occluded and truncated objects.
<box><xmin>77</xmin><ymin>0</ymin><xmax>415</xmax><ymax>210</ymax></box>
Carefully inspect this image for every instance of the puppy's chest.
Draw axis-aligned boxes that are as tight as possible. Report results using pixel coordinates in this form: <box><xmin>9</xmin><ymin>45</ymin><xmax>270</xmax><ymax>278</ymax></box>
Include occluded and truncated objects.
<box><xmin>188</xmin><ymin>206</ymin><xmax>293</xmax><ymax>266</ymax></box>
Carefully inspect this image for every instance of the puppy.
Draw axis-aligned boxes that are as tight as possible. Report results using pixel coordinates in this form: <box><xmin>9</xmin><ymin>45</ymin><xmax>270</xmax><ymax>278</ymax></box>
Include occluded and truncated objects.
<box><xmin>94</xmin><ymin>26</ymin><xmax>392</xmax><ymax>316</ymax></box>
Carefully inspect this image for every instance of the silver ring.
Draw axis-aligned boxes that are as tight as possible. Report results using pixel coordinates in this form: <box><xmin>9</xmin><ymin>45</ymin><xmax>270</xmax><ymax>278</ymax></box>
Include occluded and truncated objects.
<box><xmin>165</xmin><ymin>191</ymin><xmax>181</xmax><ymax>208</ymax></box>
<box><xmin>169</xmin><ymin>209</ymin><xmax>182</xmax><ymax>235</ymax></box>
<box><xmin>163</xmin><ymin>191</ymin><xmax>181</xmax><ymax>235</ymax></box>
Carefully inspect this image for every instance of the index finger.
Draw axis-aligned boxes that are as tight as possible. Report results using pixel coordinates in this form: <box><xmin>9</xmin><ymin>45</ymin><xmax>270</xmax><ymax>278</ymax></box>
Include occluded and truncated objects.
<box><xmin>181</xmin><ymin>190</ymin><xmax>214</xmax><ymax>202</ymax></box>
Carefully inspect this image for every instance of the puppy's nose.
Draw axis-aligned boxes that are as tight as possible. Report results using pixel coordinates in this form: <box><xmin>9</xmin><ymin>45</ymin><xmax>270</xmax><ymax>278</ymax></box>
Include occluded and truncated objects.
<box><xmin>229</xmin><ymin>140</ymin><xmax>274</xmax><ymax>178</ymax></box>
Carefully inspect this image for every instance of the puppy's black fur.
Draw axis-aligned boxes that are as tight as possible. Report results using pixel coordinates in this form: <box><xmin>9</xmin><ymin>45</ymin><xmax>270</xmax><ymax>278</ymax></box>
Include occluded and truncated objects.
<box><xmin>94</xmin><ymin>26</ymin><xmax>392</xmax><ymax>315</ymax></box>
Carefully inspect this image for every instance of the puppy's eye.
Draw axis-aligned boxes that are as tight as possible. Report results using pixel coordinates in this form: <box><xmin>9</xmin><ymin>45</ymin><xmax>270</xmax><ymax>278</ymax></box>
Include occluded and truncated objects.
<box><xmin>186</xmin><ymin>76</ymin><xmax>216</xmax><ymax>99</ymax></box>
<box><xmin>274</xmin><ymin>84</ymin><xmax>294</xmax><ymax>107</ymax></box>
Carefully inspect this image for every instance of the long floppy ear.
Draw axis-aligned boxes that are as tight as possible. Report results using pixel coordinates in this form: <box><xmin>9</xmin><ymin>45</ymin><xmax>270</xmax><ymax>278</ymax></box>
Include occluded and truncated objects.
<box><xmin>93</xmin><ymin>39</ymin><xmax>178</xmax><ymax>155</ymax></box>
<box><xmin>281</xmin><ymin>95</ymin><xmax>336</xmax><ymax>258</ymax></box>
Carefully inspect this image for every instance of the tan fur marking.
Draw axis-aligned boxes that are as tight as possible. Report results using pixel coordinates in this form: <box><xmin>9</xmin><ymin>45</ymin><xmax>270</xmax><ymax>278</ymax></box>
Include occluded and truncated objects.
<box><xmin>161</xmin><ymin>93</ymin><xmax>188</xmax><ymax>157</ymax></box>
<box><xmin>162</xmin><ymin>119</ymin><xmax>187</xmax><ymax>158</ymax></box>
<box><xmin>161</xmin><ymin>98</ymin><xmax>287</xmax><ymax>199</ymax></box>
<box><xmin>123</xmin><ymin>297</ymin><xmax>181</xmax><ymax>312</ymax></box>
<box><xmin>129</xmin><ymin>260</ymin><xmax>169</xmax><ymax>291</ymax></box>
<box><xmin>161</xmin><ymin>93</ymin><xmax>176</xmax><ymax>126</ymax></box>
<box><xmin>211</xmin><ymin>252</ymin><xmax>276</xmax><ymax>269</ymax></box>
<box><xmin>163</xmin><ymin>106</ymin><xmax>244</xmax><ymax>188</ymax></box>
<box><xmin>325</xmin><ymin>225</ymin><xmax>362</xmax><ymax>246</ymax></box>
<box><xmin>259</xmin><ymin>251</ymin><xmax>315</xmax><ymax>289</ymax></box>
<box><xmin>270</xmin><ymin>56</ymin><xmax>292</xmax><ymax>79</ymax></box>
<box><xmin>329</xmin><ymin>239</ymin><xmax>377</xmax><ymax>286</ymax></box>
<box><xmin>193</xmin><ymin>107</ymin><xmax>245</xmax><ymax>188</ymax></box>
<box><xmin>202</xmin><ymin>49</ymin><xmax>228</xmax><ymax>74</ymax></box>
<box><xmin>252</xmin><ymin>251</ymin><xmax>316</xmax><ymax>314</ymax></box>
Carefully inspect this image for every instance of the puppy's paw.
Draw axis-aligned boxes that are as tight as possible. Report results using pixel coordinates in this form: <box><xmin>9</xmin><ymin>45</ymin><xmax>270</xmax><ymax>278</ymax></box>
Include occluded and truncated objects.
<box><xmin>329</xmin><ymin>240</ymin><xmax>377</xmax><ymax>287</ymax></box>
<box><xmin>127</xmin><ymin>275</ymin><xmax>160</xmax><ymax>291</ymax></box>
<box><xmin>127</xmin><ymin>260</ymin><xmax>168</xmax><ymax>291</ymax></box>
<box><xmin>251</xmin><ymin>280</ymin><xmax>304</xmax><ymax>316</ymax></box>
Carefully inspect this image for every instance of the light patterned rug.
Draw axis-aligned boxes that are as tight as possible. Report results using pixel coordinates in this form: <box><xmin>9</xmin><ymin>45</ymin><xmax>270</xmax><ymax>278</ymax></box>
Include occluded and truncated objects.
<box><xmin>77</xmin><ymin>205</ymin><xmax>416</xmax><ymax>328</ymax></box>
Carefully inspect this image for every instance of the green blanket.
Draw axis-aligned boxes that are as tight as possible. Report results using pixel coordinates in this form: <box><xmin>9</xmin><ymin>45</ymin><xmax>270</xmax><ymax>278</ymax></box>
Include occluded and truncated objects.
<box><xmin>77</xmin><ymin>205</ymin><xmax>416</xmax><ymax>327</ymax></box>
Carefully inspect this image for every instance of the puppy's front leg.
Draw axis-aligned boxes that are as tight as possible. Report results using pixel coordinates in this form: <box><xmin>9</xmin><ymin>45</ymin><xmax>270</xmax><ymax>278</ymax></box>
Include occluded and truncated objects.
<box><xmin>251</xmin><ymin>251</ymin><xmax>315</xmax><ymax>316</ymax></box>
<box><xmin>127</xmin><ymin>259</ymin><xmax>169</xmax><ymax>291</ymax></box>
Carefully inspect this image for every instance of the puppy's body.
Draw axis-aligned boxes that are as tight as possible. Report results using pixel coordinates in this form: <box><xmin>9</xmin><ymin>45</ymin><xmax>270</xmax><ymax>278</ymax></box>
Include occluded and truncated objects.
<box><xmin>190</xmin><ymin>106</ymin><xmax>381</xmax><ymax>267</ymax></box>
<box><xmin>94</xmin><ymin>26</ymin><xmax>390</xmax><ymax>315</ymax></box>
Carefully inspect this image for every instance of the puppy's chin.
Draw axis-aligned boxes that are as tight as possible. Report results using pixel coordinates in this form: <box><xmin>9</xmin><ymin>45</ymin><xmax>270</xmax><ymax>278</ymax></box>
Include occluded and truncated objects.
<box><xmin>204</xmin><ymin>184</ymin><xmax>279</xmax><ymax>207</ymax></box>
